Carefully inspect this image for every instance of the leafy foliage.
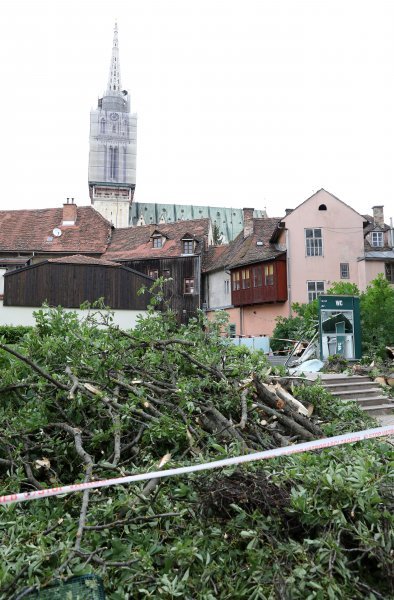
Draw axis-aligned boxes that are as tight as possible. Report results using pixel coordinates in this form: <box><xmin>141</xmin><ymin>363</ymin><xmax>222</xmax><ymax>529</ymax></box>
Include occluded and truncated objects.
<box><xmin>0</xmin><ymin>324</ymin><xmax>32</xmax><ymax>344</ymax></box>
<box><xmin>0</xmin><ymin>306</ymin><xmax>393</xmax><ymax>599</ymax></box>
<box><xmin>212</xmin><ymin>224</ymin><xmax>223</xmax><ymax>245</ymax></box>
<box><xmin>270</xmin><ymin>303</ymin><xmax>317</xmax><ymax>352</ymax></box>
<box><xmin>361</xmin><ymin>274</ymin><xmax>394</xmax><ymax>358</ymax></box>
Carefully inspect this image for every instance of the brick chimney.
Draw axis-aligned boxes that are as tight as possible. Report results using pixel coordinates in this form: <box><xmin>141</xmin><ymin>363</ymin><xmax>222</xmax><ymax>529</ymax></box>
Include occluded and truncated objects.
<box><xmin>372</xmin><ymin>205</ymin><xmax>384</xmax><ymax>228</ymax></box>
<box><xmin>62</xmin><ymin>198</ymin><xmax>77</xmax><ymax>226</ymax></box>
<box><xmin>243</xmin><ymin>208</ymin><xmax>254</xmax><ymax>238</ymax></box>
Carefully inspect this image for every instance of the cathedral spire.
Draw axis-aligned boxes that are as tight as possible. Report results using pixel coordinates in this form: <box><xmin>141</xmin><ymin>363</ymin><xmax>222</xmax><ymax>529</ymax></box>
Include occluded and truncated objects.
<box><xmin>107</xmin><ymin>21</ymin><xmax>122</xmax><ymax>94</ymax></box>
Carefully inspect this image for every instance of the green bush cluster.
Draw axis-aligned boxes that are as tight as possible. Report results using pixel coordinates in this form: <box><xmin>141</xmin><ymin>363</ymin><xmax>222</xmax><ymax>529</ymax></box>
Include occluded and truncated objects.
<box><xmin>0</xmin><ymin>307</ymin><xmax>393</xmax><ymax>599</ymax></box>
<box><xmin>0</xmin><ymin>324</ymin><xmax>32</xmax><ymax>344</ymax></box>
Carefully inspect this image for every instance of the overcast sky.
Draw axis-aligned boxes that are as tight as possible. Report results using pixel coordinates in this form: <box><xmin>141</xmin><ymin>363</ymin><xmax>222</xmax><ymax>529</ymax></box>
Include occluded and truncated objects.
<box><xmin>1</xmin><ymin>0</ymin><xmax>393</xmax><ymax>220</ymax></box>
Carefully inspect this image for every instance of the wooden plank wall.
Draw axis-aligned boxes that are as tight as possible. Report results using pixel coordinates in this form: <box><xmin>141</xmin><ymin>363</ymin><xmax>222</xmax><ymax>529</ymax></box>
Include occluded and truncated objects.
<box><xmin>124</xmin><ymin>256</ymin><xmax>200</xmax><ymax>323</ymax></box>
<box><xmin>4</xmin><ymin>263</ymin><xmax>152</xmax><ymax>310</ymax></box>
<box><xmin>231</xmin><ymin>259</ymin><xmax>287</xmax><ymax>307</ymax></box>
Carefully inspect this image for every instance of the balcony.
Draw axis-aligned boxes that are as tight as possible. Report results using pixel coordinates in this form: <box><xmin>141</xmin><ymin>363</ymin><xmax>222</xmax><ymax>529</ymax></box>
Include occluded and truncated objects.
<box><xmin>231</xmin><ymin>260</ymin><xmax>287</xmax><ymax>306</ymax></box>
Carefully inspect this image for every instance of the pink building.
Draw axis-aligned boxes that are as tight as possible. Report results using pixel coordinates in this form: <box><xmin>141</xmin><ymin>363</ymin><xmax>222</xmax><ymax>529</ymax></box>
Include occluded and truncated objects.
<box><xmin>204</xmin><ymin>189</ymin><xmax>394</xmax><ymax>336</ymax></box>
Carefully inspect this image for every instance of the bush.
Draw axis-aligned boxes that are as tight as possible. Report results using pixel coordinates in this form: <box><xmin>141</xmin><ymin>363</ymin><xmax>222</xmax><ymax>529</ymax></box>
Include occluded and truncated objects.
<box><xmin>0</xmin><ymin>324</ymin><xmax>32</xmax><ymax>344</ymax></box>
<box><xmin>361</xmin><ymin>274</ymin><xmax>394</xmax><ymax>358</ymax></box>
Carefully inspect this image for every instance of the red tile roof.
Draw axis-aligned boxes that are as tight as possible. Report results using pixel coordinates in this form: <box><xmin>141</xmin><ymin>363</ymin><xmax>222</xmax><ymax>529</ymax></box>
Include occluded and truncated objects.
<box><xmin>0</xmin><ymin>207</ymin><xmax>112</xmax><ymax>254</ymax></box>
<box><xmin>48</xmin><ymin>255</ymin><xmax>120</xmax><ymax>267</ymax></box>
<box><xmin>104</xmin><ymin>219</ymin><xmax>211</xmax><ymax>260</ymax></box>
<box><xmin>203</xmin><ymin>218</ymin><xmax>284</xmax><ymax>272</ymax></box>
<box><xmin>202</xmin><ymin>245</ymin><xmax>229</xmax><ymax>272</ymax></box>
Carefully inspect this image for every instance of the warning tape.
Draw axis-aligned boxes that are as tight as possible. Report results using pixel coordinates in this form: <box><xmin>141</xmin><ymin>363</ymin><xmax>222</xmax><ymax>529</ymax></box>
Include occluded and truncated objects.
<box><xmin>1</xmin><ymin>425</ymin><xmax>393</xmax><ymax>506</ymax></box>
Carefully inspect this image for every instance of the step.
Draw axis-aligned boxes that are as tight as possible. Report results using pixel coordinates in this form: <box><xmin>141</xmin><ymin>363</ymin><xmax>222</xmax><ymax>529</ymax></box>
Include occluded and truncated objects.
<box><xmin>360</xmin><ymin>404</ymin><xmax>394</xmax><ymax>416</ymax></box>
<box><xmin>345</xmin><ymin>396</ymin><xmax>394</xmax><ymax>408</ymax></box>
<box><xmin>320</xmin><ymin>375</ymin><xmax>371</xmax><ymax>384</ymax></box>
<box><xmin>329</xmin><ymin>388</ymin><xmax>384</xmax><ymax>400</ymax></box>
<box><xmin>323</xmin><ymin>382</ymin><xmax>380</xmax><ymax>393</ymax></box>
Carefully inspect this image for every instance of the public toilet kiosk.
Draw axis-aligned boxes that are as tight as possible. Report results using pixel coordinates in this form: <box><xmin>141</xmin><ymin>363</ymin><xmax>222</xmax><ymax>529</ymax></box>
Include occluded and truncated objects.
<box><xmin>318</xmin><ymin>295</ymin><xmax>362</xmax><ymax>360</ymax></box>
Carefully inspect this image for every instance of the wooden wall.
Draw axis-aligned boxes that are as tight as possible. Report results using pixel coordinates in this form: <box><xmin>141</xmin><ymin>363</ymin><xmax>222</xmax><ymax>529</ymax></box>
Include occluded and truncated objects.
<box><xmin>123</xmin><ymin>256</ymin><xmax>201</xmax><ymax>323</ymax></box>
<box><xmin>4</xmin><ymin>263</ymin><xmax>153</xmax><ymax>310</ymax></box>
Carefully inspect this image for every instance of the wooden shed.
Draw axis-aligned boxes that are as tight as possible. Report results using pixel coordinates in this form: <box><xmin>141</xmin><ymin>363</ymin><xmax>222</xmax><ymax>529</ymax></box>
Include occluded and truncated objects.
<box><xmin>3</xmin><ymin>255</ymin><xmax>154</xmax><ymax>310</ymax></box>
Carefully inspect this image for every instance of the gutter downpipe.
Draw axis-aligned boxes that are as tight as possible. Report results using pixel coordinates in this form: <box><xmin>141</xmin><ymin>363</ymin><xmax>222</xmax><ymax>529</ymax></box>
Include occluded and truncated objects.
<box><xmin>286</xmin><ymin>229</ymin><xmax>292</xmax><ymax>316</ymax></box>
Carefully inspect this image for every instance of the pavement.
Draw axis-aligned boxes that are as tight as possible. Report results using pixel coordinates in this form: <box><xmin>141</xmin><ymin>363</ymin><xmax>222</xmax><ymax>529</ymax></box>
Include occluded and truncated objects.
<box><xmin>376</xmin><ymin>414</ymin><xmax>394</xmax><ymax>427</ymax></box>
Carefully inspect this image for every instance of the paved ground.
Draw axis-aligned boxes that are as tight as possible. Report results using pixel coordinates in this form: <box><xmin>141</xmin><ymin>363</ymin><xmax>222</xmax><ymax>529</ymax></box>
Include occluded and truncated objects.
<box><xmin>376</xmin><ymin>414</ymin><xmax>394</xmax><ymax>427</ymax></box>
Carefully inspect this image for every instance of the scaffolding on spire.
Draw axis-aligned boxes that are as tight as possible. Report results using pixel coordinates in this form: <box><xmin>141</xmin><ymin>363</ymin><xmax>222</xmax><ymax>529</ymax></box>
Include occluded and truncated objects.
<box><xmin>107</xmin><ymin>21</ymin><xmax>122</xmax><ymax>94</ymax></box>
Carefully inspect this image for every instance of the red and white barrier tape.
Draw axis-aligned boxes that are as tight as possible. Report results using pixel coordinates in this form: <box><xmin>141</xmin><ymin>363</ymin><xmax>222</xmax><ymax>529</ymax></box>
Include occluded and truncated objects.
<box><xmin>1</xmin><ymin>425</ymin><xmax>393</xmax><ymax>506</ymax></box>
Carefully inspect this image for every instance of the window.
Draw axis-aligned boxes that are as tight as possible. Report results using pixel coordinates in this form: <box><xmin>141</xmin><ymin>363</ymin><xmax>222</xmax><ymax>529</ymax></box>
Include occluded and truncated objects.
<box><xmin>163</xmin><ymin>269</ymin><xmax>171</xmax><ymax>278</ymax></box>
<box><xmin>307</xmin><ymin>281</ymin><xmax>324</xmax><ymax>302</ymax></box>
<box><xmin>340</xmin><ymin>263</ymin><xmax>350</xmax><ymax>279</ymax></box>
<box><xmin>100</xmin><ymin>119</ymin><xmax>106</xmax><ymax>134</ymax></box>
<box><xmin>385</xmin><ymin>263</ymin><xmax>394</xmax><ymax>284</ymax></box>
<box><xmin>264</xmin><ymin>264</ymin><xmax>274</xmax><ymax>286</ymax></box>
<box><xmin>371</xmin><ymin>231</ymin><xmax>384</xmax><ymax>247</ymax></box>
<box><xmin>182</xmin><ymin>240</ymin><xmax>194</xmax><ymax>254</ymax></box>
<box><xmin>232</xmin><ymin>271</ymin><xmax>240</xmax><ymax>291</ymax></box>
<box><xmin>318</xmin><ymin>204</ymin><xmax>327</xmax><ymax>211</ymax></box>
<box><xmin>109</xmin><ymin>146</ymin><xmax>118</xmax><ymax>180</ymax></box>
<box><xmin>184</xmin><ymin>278</ymin><xmax>194</xmax><ymax>294</ymax></box>
<box><xmin>148</xmin><ymin>269</ymin><xmax>159</xmax><ymax>279</ymax></box>
<box><xmin>152</xmin><ymin>236</ymin><xmax>162</xmax><ymax>248</ymax></box>
<box><xmin>252</xmin><ymin>266</ymin><xmax>262</xmax><ymax>287</ymax></box>
<box><xmin>224</xmin><ymin>280</ymin><xmax>230</xmax><ymax>295</ymax></box>
<box><xmin>305</xmin><ymin>228</ymin><xmax>323</xmax><ymax>256</ymax></box>
<box><xmin>241</xmin><ymin>268</ymin><xmax>250</xmax><ymax>289</ymax></box>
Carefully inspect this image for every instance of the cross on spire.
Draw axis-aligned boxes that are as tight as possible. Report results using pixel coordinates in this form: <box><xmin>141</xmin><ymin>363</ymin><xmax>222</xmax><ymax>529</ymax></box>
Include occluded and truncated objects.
<box><xmin>107</xmin><ymin>21</ymin><xmax>122</xmax><ymax>94</ymax></box>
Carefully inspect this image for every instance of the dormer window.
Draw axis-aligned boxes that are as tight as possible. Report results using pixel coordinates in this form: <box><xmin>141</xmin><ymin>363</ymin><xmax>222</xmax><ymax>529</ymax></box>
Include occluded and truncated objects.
<box><xmin>371</xmin><ymin>231</ymin><xmax>384</xmax><ymax>247</ymax></box>
<box><xmin>182</xmin><ymin>239</ymin><xmax>194</xmax><ymax>254</ymax></box>
<box><xmin>151</xmin><ymin>231</ymin><xmax>166</xmax><ymax>249</ymax></box>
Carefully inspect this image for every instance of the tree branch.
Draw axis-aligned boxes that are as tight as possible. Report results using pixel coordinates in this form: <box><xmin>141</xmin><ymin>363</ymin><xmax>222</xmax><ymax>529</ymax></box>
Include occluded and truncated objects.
<box><xmin>83</xmin><ymin>511</ymin><xmax>181</xmax><ymax>531</ymax></box>
<box><xmin>0</xmin><ymin>343</ymin><xmax>69</xmax><ymax>390</ymax></box>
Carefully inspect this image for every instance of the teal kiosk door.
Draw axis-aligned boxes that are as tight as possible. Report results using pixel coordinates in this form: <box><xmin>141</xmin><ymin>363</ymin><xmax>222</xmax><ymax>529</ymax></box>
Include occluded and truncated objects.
<box><xmin>318</xmin><ymin>295</ymin><xmax>362</xmax><ymax>360</ymax></box>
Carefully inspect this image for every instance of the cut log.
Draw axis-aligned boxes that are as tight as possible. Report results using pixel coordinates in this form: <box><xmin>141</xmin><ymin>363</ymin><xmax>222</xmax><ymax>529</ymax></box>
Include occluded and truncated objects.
<box><xmin>254</xmin><ymin>402</ymin><xmax>315</xmax><ymax>441</ymax></box>
<box><xmin>274</xmin><ymin>384</ymin><xmax>309</xmax><ymax>417</ymax></box>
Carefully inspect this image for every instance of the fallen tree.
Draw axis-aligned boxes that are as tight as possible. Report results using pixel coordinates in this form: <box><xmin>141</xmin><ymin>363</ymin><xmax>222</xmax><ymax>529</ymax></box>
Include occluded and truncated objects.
<box><xmin>0</xmin><ymin>305</ymin><xmax>393</xmax><ymax>599</ymax></box>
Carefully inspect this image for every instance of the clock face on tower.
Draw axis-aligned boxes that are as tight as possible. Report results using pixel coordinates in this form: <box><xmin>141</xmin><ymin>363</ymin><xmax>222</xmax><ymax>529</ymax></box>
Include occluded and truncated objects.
<box><xmin>110</xmin><ymin>113</ymin><xmax>119</xmax><ymax>121</ymax></box>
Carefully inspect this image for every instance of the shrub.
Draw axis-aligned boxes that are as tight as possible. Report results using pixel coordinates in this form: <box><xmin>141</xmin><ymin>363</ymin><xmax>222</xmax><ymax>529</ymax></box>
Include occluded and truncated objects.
<box><xmin>0</xmin><ymin>324</ymin><xmax>32</xmax><ymax>344</ymax></box>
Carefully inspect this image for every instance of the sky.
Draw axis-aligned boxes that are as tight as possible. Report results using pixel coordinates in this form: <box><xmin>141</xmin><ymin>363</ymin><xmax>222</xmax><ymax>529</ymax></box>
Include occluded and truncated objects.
<box><xmin>0</xmin><ymin>0</ymin><xmax>394</xmax><ymax>220</ymax></box>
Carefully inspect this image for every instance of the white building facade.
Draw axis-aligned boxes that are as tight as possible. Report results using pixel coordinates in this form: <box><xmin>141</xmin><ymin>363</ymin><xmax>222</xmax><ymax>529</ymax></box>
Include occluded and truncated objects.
<box><xmin>88</xmin><ymin>23</ymin><xmax>137</xmax><ymax>228</ymax></box>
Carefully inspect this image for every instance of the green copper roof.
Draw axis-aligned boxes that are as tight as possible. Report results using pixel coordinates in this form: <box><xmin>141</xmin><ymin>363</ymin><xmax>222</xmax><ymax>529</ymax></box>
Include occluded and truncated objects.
<box><xmin>130</xmin><ymin>203</ymin><xmax>266</xmax><ymax>242</ymax></box>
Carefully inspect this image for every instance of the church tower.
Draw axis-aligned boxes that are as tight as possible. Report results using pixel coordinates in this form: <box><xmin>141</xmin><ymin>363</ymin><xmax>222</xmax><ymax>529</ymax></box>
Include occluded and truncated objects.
<box><xmin>88</xmin><ymin>22</ymin><xmax>137</xmax><ymax>228</ymax></box>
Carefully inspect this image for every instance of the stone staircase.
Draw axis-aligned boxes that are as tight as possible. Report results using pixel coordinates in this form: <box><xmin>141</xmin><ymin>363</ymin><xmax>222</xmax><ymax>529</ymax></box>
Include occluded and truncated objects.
<box><xmin>320</xmin><ymin>374</ymin><xmax>394</xmax><ymax>416</ymax></box>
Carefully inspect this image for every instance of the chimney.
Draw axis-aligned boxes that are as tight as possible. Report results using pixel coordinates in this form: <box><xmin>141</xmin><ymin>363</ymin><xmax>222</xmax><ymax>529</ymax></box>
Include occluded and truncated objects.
<box><xmin>372</xmin><ymin>205</ymin><xmax>384</xmax><ymax>228</ymax></box>
<box><xmin>285</xmin><ymin>208</ymin><xmax>293</xmax><ymax>216</ymax></box>
<box><xmin>243</xmin><ymin>207</ymin><xmax>254</xmax><ymax>238</ymax></box>
<box><xmin>62</xmin><ymin>198</ymin><xmax>77</xmax><ymax>226</ymax></box>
